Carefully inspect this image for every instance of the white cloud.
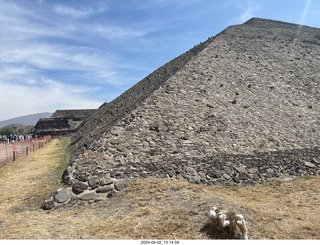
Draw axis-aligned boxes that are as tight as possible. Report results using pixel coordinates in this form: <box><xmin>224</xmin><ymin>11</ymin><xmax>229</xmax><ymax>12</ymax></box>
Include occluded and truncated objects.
<box><xmin>53</xmin><ymin>5</ymin><xmax>94</xmax><ymax>18</ymax></box>
<box><xmin>52</xmin><ymin>1</ymin><xmax>109</xmax><ymax>19</ymax></box>
<box><xmin>0</xmin><ymin>80</ymin><xmax>102</xmax><ymax>121</ymax></box>
<box><xmin>227</xmin><ymin>0</ymin><xmax>260</xmax><ymax>24</ymax></box>
<box><xmin>92</xmin><ymin>25</ymin><xmax>147</xmax><ymax>40</ymax></box>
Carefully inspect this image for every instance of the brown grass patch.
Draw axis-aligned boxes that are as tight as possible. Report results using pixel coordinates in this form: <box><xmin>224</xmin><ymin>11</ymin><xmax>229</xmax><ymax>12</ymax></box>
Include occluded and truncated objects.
<box><xmin>0</xmin><ymin>139</ymin><xmax>319</xmax><ymax>239</ymax></box>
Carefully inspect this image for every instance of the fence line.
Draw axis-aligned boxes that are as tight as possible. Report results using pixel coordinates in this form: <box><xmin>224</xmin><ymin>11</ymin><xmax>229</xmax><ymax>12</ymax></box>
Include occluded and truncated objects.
<box><xmin>0</xmin><ymin>135</ymin><xmax>51</xmax><ymax>168</ymax></box>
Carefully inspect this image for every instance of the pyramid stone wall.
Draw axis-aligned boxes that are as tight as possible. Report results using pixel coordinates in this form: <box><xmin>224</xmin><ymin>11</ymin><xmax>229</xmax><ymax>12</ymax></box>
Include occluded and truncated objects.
<box><xmin>67</xmin><ymin>36</ymin><xmax>216</xmax><ymax>155</ymax></box>
<box><xmin>33</xmin><ymin>109</ymin><xmax>96</xmax><ymax>137</ymax></box>
<box><xmin>52</xmin><ymin>109</ymin><xmax>96</xmax><ymax>119</ymax></box>
<box><xmin>64</xmin><ymin>18</ymin><xmax>320</xmax><ymax>189</ymax></box>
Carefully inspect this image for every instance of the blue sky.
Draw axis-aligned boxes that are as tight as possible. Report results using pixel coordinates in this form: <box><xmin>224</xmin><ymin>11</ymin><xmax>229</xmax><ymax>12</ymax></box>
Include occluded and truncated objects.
<box><xmin>0</xmin><ymin>0</ymin><xmax>319</xmax><ymax>121</ymax></box>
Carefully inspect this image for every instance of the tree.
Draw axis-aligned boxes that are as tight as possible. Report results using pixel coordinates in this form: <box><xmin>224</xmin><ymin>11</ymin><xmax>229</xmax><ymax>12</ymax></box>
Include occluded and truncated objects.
<box><xmin>0</xmin><ymin>127</ymin><xmax>15</xmax><ymax>136</ymax></box>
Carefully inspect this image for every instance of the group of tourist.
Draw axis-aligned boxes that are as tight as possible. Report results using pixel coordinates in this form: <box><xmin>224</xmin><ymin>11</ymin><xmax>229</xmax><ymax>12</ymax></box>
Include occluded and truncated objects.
<box><xmin>0</xmin><ymin>134</ymin><xmax>38</xmax><ymax>144</ymax></box>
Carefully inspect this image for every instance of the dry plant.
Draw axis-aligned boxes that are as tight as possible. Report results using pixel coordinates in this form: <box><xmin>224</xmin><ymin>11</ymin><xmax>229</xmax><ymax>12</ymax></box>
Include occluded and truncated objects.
<box><xmin>0</xmin><ymin>138</ymin><xmax>319</xmax><ymax>239</ymax></box>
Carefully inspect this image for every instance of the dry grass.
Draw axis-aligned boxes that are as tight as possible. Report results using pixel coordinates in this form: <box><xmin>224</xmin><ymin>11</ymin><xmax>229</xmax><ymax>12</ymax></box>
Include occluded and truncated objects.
<box><xmin>0</xmin><ymin>138</ymin><xmax>319</xmax><ymax>239</ymax></box>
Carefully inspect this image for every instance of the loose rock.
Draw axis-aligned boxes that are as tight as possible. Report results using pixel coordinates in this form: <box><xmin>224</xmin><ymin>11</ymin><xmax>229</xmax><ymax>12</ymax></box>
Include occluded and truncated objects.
<box><xmin>188</xmin><ymin>175</ymin><xmax>201</xmax><ymax>184</ymax></box>
<box><xmin>88</xmin><ymin>177</ymin><xmax>100</xmax><ymax>189</ymax></box>
<box><xmin>114</xmin><ymin>180</ymin><xmax>128</xmax><ymax>191</ymax></box>
<box><xmin>72</xmin><ymin>181</ymin><xmax>89</xmax><ymax>194</ymax></box>
<box><xmin>54</xmin><ymin>188</ymin><xmax>73</xmax><ymax>203</ymax></box>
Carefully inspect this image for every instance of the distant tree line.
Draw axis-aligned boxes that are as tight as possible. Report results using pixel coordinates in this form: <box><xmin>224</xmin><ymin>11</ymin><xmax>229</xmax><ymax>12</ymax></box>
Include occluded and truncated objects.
<box><xmin>0</xmin><ymin>127</ymin><xmax>15</xmax><ymax>136</ymax></box>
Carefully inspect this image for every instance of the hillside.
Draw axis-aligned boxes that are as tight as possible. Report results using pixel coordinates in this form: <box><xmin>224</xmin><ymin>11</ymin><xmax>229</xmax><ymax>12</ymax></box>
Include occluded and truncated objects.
<box><xmin>0</xmin><ymin>112</ymin><xmax>53</xmax><ymax>128</ymax></box>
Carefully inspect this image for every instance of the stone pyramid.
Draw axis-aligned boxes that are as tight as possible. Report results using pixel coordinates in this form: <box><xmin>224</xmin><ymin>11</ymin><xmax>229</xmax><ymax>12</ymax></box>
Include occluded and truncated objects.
<box><xmin>64</xmin><ymin>18</ymin><xmax>320</xmax><ymax>189</ymax></box>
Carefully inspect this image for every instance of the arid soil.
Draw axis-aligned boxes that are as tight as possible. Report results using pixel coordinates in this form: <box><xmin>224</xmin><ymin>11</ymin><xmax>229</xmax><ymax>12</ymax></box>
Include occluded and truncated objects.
<box><xmin>0</xmin><ymin>138</ymin><xmax>319</xmax><ymax>240</ymax></box>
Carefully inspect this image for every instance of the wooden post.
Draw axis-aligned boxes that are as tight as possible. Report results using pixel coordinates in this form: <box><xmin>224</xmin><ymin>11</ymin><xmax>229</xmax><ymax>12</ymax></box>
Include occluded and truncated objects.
<box><xmin>13</xmin><ymin>151</ymin><xmax>15</xmax><ymax>161</ymax></box>
<box><xmin>33</xmin><ymin>144</ymin><xmax>35</xmax><ymax>151</ymax></box>
<box><xmin>26</xmin><ymin>146</ymin><xmax>28</xmax><ymax>156</ymax></box>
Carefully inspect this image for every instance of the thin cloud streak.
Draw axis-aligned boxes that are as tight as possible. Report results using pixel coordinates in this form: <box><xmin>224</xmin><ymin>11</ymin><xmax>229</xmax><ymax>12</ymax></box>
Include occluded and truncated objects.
<box><xmin>299</xmin><ymin>0</ymin><xmax>312</xmax><ymax>25</ymax></box>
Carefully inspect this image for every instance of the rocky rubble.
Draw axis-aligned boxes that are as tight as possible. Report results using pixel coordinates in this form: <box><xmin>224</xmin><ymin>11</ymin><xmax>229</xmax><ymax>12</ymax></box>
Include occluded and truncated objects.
<box><xmin>42</xmin><ymin>177</ymin><xmax>129</xmax><ymax>210</ymax></box>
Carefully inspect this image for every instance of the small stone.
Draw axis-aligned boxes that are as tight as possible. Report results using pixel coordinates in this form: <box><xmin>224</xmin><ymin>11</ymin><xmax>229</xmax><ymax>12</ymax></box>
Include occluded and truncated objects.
<box><xmin>114</xmin><ymin>180</ymin><xmax>128</xmax><ymax>191</ymax></box>
<box><xmin>223</xmin><ymin>173</ymin><xmax>231</xmax><ymax>180</ymax></box>
<box><xmin>253</xmin><ymin>174</ymin><xmax>260</xmax><ymax>181</ymax></box>
<box><xmin>75</xmin><ymin>175</ymin><xmax>88</xmax><ymax>182</ymax></box>
<box><xmin>238</xmin><ymin>172</ymin><xmax>248</xmax><ymax>180</ymax></box>
<box><xmin>248</xmin><ymin>167</ymin><xmax>258</xmax><ymax>174</ymax></box>
<box><xmin>212</xmin><ymin>169</ymin><xmax>222</xmax><ymax>178</ymax></box>
<box><xmin>67</xmin><ymin>196</ymin><xmax>79</xmax><ymax>207</ymax></box>
<box><xmin>311</xmin><ymin>158</ymin><xmax>320</xmax><ymax>164</ymax></box>
<box><xmin>168</xmin><ymin>170</ymin><xmax>175</xmax><ymax>177</ymax></box>
<box><xmin>247</xmin><ymin>180</ymin><xmax>256</xmax><ymax>185</ymax></box>
<box><xmin>188</xmin><ymin>175</ymin><xmax>201</xmax><ymax>184</ymax></box>
<box><xmin>54</xmin><ymin>189</ymin><xmax>73</xmax><ymax>203</ymax></box>
<box><xmin>79</xmin><ymin>192</ymin><xmax>98</xmax><ymax>201</ymax></box>
<box><xmin>234</xmin><ymin>165</ymin><xmax>246</xmax><ymax>174</ymax></box>
<box><xmin>100</xmin><ymin>176</ymin><xmax>114</xmax><ymax>185</ymax></box>
<box><xmin>304</xmin><ymin>162</ymin><xmax>316</xmax><ymax>168</ymax></box>
<box><xmin>41</xmin><ymin>198</ymin><xmax>55</xmax><ymax>210</ymax></box>
<box><xmin>96</xmin><ymin>185</ymin><xmax>114</xmax><ymax>193</ymax></box>
<box><xmin>107</xmin><ymin>191</ymin><xmax>116</xmax><ymax>198</ymax></box>
<box><xmin>198</xmin><ymin>172</ymin><xmax>206</xmax><ymax>181</ymax></box>
<box><xmin>88</xmin><ymin>177</ymin><xmax>100</xmax><ymax>189</ymax></box>
<box><xmin>233</xmin><ymin>176</ymin><xmax>241</xmax><ymax>183</ymax></box>
<box><xmin>72</xmin><ymin>181</ymin><xmax>89</xmax><ymax>194</ymax></box>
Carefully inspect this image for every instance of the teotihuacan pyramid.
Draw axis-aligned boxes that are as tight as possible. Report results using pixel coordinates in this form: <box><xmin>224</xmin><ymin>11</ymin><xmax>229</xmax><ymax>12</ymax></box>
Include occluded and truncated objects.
<box><xmin>63</xmin><ymin>18</ymin><xmax>320</xmax><ymax>191</ymax></box>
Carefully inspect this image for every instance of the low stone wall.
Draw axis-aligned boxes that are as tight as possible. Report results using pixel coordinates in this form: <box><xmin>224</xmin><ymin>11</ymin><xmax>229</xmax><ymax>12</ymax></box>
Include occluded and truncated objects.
<box><xmin>42</xmin><ymin>147</ymin><xmax>319</xmax><ymax>209</ymax></box>
<box><xmin>68</xmin><ymin>147</ymin><xmax>320</xmax><ymax>187</ymax></box>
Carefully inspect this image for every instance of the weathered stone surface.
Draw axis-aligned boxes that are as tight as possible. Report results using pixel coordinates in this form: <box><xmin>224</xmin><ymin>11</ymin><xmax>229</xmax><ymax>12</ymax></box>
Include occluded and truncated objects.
<box><xmin>96</xmin><ymin>185</ymin><xmax>114</xmax><ymax>193</ymax></box>
<box><xmin>212</xmin><ymin>169</ymin><xmax>222</xmax><ymax>178</ymax></box>
<box><xmin>114</xmin><ymin>180</ymin><xmax>128</xmax><ymax>191</ymax></box>
<box><xmin>238</xmin><ymin>173</ymin><xmax>248</xmax><ymax>181</ymax></box>
<box><xmin>75</xmin><ymin>175</ymin><xmax>89</xmax><ymax>182</ymax></box>
<box><xmin>41</xmin><ymin>198</ymin><xmax>55</xmax><ymax>210</ymax></box>
<box><xmin>54</xmin><ymin>189</ymin><xmax>73</xmax><ymax>203</ymax></box>
<box><xmin>223</xmin><ymin>174</ymin><xmax>231</xmax><ymax>180</ymax></box>
<box><xmin>188</xmin><ymin>176</ymin><xmax>201</xmax><ymax>184</ymax></box>
<box><xmin>33</xmin><ymin>109</ymin><xmax>96</xmax><ymax>137</ymax></box>
<box><xmin>67</xmin><ymin>196</ymin><xmax>79</xmax><ymax>207</ymax></box>
<box><xmin>107</xmin><ymin>191</ymin><xmax>117</xmax><ymax>198</ymax></box>
<box><xmin>100</xmin><ymin>176</ymin><xmax>113</xmax><ymax>186</ymax></box>
<box><xmin>59</xmin><ymin>18</ymin><xmax>320</xmax><ymax>195</ymax></box>
<box><xmin>72</xmin><ymin>181</ymin><xmax>88</xmax><ymax>194</ymax></box>
<box><xmin>79</xmin><ymin>192</ymin><xmax>98</xmax><ymax>201</ymax></box>
<box><xmin>304</xmin><ymin>162</ymin><xmax>316</xmax><ymax>168</ymax></box>
<box><xmin>88</xmin><ymin>177</ymin><xmax>100</xmax><ymax>189</ymax></box>
<box><xmin>233</xmin><ymin>176</ymin><xmax>241</xmax><ymax>183</ymax></box>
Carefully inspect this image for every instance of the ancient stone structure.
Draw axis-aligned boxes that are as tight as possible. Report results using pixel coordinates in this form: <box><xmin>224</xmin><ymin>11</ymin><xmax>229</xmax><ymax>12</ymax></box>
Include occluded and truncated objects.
<box><xmin>33</xmin><ymin>109</ymin><xmax>96</xmax><ymax>137</ymax></box>
<box><xmin>51</xmin><ymin>18</ymin><xmax>320</xmax><ymax>207</ymax></box>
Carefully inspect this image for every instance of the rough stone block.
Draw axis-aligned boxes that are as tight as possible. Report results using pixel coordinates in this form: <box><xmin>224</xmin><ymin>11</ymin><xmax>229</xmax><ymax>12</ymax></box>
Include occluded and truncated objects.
<box><xmin>88</xmin><ymin>177</ymin><xmax>100</xmax><ymax>189</ymax></box>
<box><xmin>188</xmin><ymin>175</ymin><xmax>201</xmax><ymax>184</ymax></box>
<box><xmin>54</xmin><ymin>188</ymin><xmax>73</xmax><ymax>203</ymax></box>
<box><xmin>72</xmin><ymin>181</ymin><xmax>89</xmax><ymax>194</ymax></box>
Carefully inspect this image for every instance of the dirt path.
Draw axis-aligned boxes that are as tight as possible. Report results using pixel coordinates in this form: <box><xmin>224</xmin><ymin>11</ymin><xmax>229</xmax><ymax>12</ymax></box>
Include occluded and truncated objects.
<box><xmin>0</xmin><ymin>138</ymin><xmax>319</xmax><ymax>239</ymax></box>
